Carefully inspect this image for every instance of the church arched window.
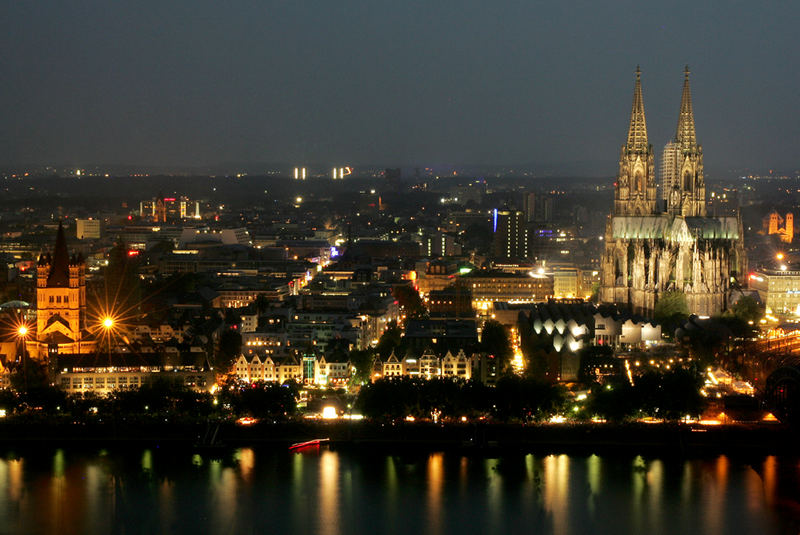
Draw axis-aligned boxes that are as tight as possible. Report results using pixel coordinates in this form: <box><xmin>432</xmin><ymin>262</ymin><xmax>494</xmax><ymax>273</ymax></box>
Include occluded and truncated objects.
<box><xmin>684</xmin><ymin>171</ymin><xmax>692</xmax><ymax>191</ymax></box>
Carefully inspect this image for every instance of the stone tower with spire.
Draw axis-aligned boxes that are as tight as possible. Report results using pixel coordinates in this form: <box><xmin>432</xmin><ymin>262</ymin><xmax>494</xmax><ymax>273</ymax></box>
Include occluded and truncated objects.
<box><xmin>665</xmin><ymin>66</ymin><xmax>706</xmax><ymax>216</ymax></box>
<box><xmin>30</xmin><ymin>222</ymin><xmax>94</xmax><ymax>360</ymax></box>
<box><xmin>614</xmin><ymin>67</ymin><xmax>658</xmax><ymax>216</ymax></box>
<box><xmin>600</xmin><ymin>67</ymin><xmax>745</xmax><ymax>317</ymax></box>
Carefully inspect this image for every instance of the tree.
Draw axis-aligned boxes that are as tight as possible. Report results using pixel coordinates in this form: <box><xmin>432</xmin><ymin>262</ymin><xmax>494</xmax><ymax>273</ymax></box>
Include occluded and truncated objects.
<box><xmin>481</xmin><ymin>320</ymin><xmax>512</xmax><ymax>373</ymax></box>
<box><xmin>103</xmin><ymin>237</ymin><xmax>142</xmax><ymax>317</ymax></box>
<box><xmin>491</xmin><ymin>376</ymin><xmax>566</xmax><ymax>422</ymax></box>
<box><xmin>10</xmin><ymin>359</ymin><xmax>50</xmax><ymax>392</ymax></box>
<box><xmin>223</xmin><ymin>381</ymin><xmax>297</xmax><ymax>420</ymax></box>
<box><xmin>254</xmin><ymin>294</ymin><xmax>271</xmax><ymax>314</ymax></box>
<box><xmin>217</xmin><ymin>329</ymin><xmax>242</xmax><ymax>371</ymax></box>
<box><xmin>348</xmin><ymin>349</ymin><xmax>376</xmax><ymax>384</ymax></box>
<box><xmin>654</xmin><ymin>291</ymin><xmax>690</xmax><ymax>335</ymax></box>
<box><xmin>586</xmin><ymin>367</ymin><xmax>706</xmax><ymax>422</ymax></box>
<box><xmin>586</xmin><ymin>381</ymin><xmax>639</xmax><ymax>422</ymax></box>
<box><xmin>375</xmin><ymin>321</ymin><xmax>402</xmax><ymax>358</ymax></box>
<box><xmin>519</xmin><ymin>320</ymin><xmax>553</xmax><ymax>380</ymax></box>
<box><xmin>730</xmin><ymin>295</ymin><xmax>762</xmax><ymax>325</ymax></box>
<box><xmin>392</xmin><ymin>285</ymin><xmax>426</xmax><ymax>318</ymax></box>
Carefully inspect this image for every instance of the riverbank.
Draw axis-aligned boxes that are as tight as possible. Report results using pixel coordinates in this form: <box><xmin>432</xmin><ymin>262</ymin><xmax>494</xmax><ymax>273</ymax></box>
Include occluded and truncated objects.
<box><xmin>0</xmin><ymin>419</ymin><xmax>797</xmax><ymax>456</ymax></box>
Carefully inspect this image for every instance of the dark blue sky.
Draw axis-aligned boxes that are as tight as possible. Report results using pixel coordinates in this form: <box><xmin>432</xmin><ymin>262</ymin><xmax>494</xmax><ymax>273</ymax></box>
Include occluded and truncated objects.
<box><xmin>1</xmin><ymin>1</ymin><xmax>797</xmax><ymax>172</ymax></box>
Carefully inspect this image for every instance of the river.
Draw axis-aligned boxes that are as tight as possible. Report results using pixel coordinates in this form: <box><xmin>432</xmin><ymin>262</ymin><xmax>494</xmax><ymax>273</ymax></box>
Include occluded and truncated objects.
<box><xmin>0</xmin><ymin>447</ymin><xmax>796</xmax><ymax>534</ymax></box>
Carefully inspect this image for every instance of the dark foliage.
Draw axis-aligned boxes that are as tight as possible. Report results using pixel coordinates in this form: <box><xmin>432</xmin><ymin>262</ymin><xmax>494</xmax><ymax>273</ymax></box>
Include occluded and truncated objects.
<box><xmin>587</xmin><ymin>367</ymin><xmax>705</xmax><ymax>421</ymax></box>
<box><xmin>356</xmin><ymin>376</ymin><xmax>565</xmax><ymax>422</ymax></box>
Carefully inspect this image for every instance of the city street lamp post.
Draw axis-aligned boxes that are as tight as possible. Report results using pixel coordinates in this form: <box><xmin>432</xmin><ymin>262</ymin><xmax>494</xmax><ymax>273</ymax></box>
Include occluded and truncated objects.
<box><xmin>102</xmin><ymin>317</ymin><xmax>114</xmax><ymax>360</ymax></box>
<box><xmin>17</xmin><ymin>325</ymin><xmax>29</xmax><ymax>392</ymax></box>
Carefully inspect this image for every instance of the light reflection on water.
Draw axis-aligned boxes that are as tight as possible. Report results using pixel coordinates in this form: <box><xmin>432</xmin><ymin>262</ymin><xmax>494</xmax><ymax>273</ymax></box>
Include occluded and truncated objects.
<box><xmin>0</xmin><ymin>447</ymin><xmax>795</xmax><ymax>535</ymax></box>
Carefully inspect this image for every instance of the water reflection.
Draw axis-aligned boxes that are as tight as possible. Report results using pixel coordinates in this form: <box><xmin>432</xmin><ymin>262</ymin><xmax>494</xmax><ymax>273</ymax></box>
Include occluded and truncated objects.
<box><xmin>426</xmin><ymin>453</ymin><xmax>444</xmax><ymax>535</ymax></box>
<box><xmin>318</xmin><ymin>450</ymin><xmax>339</xmax><ymax>535</ymax></box>
<box><xmin>237</xmin><ymin>448</ymin><xmax>254</xmax><ymax>482</ymax></box>
<box><xmin>0</xmin><ymin>448</ymin><xmax>794</xmax><ymax>534</ymax></box>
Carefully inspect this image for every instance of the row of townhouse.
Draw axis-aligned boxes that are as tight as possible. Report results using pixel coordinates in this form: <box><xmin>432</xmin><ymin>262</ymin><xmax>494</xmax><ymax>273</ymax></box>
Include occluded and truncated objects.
<box><xmin>232</xmin><ymin>353</ymin><xmax>352</xmax><ymax>386</ymax></box>
<box><xmin>381</xmin><ymin>349</ymin><xmax>489</xmax><ymax>382</ymax></box>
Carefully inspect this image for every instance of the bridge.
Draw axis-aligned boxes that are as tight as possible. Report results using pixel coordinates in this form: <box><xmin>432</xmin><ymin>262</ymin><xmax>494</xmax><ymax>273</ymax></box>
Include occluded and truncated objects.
<box><xmin>725</xmin><ymin>329</ymin><xmax>800</xmax><ymax>424</ymax></box>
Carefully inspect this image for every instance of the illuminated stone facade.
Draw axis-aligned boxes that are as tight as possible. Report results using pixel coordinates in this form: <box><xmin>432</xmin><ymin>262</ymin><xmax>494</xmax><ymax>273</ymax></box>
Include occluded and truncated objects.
<box><xmin>29</xmin><ymin>223</ymin><xmax>96</xmax><ymax>359</ymax></box>
<box><xmin>600</xmin><ymin>68</ymin><xmax>745</xmax><ymax>317</ymax></box>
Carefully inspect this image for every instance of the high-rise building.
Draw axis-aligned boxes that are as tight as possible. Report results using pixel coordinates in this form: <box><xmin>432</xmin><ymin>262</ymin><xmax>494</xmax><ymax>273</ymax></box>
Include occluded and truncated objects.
<box><xmin>659</xmin><ymin>140</ymin><xmax>679</xmax><ymax>202</ymax></box>
<box><xmin>523</xmin><ymin>193</ymin><xmax>536</xmax><ymax>222</ymax></box>
<box><xmin>492</xmin><ymin>209</ymin><xmax>528</xmax><ymax>259</ymax></box>
<box><xmin>425</xmin><ymin>232</ymin><xmax>461</xmax><ymax>257</ymax></box>
<box><xmin>76</xmin><ymin>219</ymin><xmax>101</xmax><ymax>240</ymax></box>
<box><xmin>139</xmin><ymin>195</ymin><xmax>200</xmax><ymax>222</ymax></box>
<box><xmin>600</xmin><ymin>67</ymin><xmax>745</xmax><ymax>316</ymax></box>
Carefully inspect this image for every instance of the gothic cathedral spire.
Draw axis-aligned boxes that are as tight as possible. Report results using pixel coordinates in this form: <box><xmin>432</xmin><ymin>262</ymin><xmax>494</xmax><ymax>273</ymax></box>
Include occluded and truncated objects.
<box><xmin>675</xmin><ymin>66</ymin><xmax>697</xmax><ymax>149</ymax></box>
<box><xmin>666</xmin><ymin>65</ymin><xmax>706</xmax><ymax>216</ymax></box>
<box><xmin>614</xmin><ymin>67</ymin><xmax>657</xmax><ymax>216</ymax></box>
<box><xmin>626</xmin><ymin>66</ymin><xmax>649</xmax><ymax>151</ymax></box>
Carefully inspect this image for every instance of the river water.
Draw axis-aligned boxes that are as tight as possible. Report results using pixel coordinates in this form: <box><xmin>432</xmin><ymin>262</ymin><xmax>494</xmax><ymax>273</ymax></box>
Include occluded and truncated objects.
<box><xmin>0</xmin><ymin>447</ymin><xmax>796</xmax><ymax>534</ymax></box>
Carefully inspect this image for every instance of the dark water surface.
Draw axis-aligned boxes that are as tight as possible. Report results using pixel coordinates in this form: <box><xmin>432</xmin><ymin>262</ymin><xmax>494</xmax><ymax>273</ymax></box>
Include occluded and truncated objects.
<box><xmin>0</xmin><ymin>447</ymin><xmax>798</xmax><ymax>535</ymax></box>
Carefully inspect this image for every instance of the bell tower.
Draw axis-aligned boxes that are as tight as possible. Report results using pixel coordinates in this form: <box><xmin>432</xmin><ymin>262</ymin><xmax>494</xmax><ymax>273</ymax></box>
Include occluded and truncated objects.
<box><xmin>30</xmin><ymin>222</ymin><xmax>92</xmax><ymax>359</ymax></box>
<box><xmin>614</xmin><ymin>67</ymin><xmax>658</xmax><ymax>216</ymax></box>
<box><xmin>666</xmin><ymin>66</ymin><xmax>706</xmax><ymax>216</ymax></box>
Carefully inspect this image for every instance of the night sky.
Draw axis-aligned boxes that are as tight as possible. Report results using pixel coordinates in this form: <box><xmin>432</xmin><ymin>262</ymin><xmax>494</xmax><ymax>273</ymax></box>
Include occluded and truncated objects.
<box><xmin>1</xmin><ymin>1</ymin><xmax>797</xmax><ymax>171</ymax></box>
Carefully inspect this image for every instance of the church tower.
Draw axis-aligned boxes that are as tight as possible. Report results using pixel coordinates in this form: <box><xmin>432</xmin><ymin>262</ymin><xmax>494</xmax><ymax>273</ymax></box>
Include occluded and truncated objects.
<box><xmin>614</xmin><ymin>67</ymin><xmax>658</xmax><ymax>216</ymax></box>
<box><xmin>601</xmin><ymin>66</ymin><xmax>745</xmax><ymax>318</ymax></box>
<box><xmin>30</xmin><ymin>222</ymin><xmax>94</xmax><ymax>359</ymax></box>
<box><xmin>666</xmin><ymin>66</ymin><xmax>706</xmax><ymax>216</ymax></box>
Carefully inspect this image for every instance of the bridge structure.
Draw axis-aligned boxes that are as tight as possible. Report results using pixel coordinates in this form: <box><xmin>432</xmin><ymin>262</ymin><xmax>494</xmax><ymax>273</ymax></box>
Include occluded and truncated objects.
<box><xmin>724</xmin><ymin>329</ymin><xmax>800</xmax><ymax>424</ymax></box>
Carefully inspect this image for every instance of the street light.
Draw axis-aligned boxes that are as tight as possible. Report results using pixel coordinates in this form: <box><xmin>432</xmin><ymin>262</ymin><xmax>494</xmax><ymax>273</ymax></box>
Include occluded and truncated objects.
<box><xmin>16</xmin><ymin>324</ymin><xmax>29</xmax><ymax>391</ymax></box>
<box><xmin>101</xmin><ymin>316</ymin><xmax>115</xmax><ymax>359</ymax></box>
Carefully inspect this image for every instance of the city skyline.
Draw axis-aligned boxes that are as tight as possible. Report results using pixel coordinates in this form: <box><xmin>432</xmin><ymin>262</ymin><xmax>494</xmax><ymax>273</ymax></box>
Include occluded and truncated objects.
<box><xmin>1</xmin><ymin>2</ymin><xmax>798</xmax><ymax>171</ymax></box>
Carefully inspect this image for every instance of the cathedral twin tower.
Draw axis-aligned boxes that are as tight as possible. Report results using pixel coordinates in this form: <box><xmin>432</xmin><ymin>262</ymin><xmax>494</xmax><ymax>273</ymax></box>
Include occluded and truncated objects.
<box><xmin>600</xmin><ymin>67</ymin><xmax>745</xmax><ymax>317</ymax></box>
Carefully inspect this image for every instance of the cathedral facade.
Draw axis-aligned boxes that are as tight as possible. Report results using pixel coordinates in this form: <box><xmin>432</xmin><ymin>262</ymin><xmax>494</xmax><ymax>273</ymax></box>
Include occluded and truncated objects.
<box><xmin>600</xmin><ymin>67</ymin><xmax>745</xmax><ymax>317</ymax></box>
<box><xmin>27</xmin><ymin>223</ymin><xmax>96</xmax><ymax>360</ymax></box>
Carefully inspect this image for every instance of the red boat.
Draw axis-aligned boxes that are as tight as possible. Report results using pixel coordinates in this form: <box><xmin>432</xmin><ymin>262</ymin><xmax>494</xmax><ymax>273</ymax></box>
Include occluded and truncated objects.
<box><xmin>289</xmin><ymin>438</ymin><xmax>330</xmax><ymax>451</ymax></box>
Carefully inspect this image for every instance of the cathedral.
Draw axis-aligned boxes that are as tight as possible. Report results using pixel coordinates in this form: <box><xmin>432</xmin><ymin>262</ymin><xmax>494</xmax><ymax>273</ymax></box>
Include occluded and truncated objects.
<box><xmin>599</xmin><ymin>67</ymin><xmax>745</xmax><ymax>317</ymax></box>
<box><xmin>27</xmin><ymin>223</ymin><xmax>96</xmax><ymax>360</ymax></box>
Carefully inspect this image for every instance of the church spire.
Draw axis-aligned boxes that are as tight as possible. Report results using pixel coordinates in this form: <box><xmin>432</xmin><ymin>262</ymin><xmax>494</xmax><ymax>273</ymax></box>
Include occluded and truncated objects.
<box><xmin>675</xmin><ymin>65</ymin><xmax>697</xmax><ymax>148</ymax></box>
<box><xmin>626</xmin><ymin>66</ymin><xmax>649</xmax><ymax>151</ymax></box>
<box><xmin>46</xmin><ymin>221</ymin><xmax>71</xmax><ymax>287</ymax></box>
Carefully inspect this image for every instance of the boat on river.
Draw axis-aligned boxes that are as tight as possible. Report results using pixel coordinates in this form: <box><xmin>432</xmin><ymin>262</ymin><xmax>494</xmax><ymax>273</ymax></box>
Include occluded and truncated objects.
<box><xmin>289</xmin><ymin>438</ymin><xmax>330</xmax><ymax>451</ymax></box>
